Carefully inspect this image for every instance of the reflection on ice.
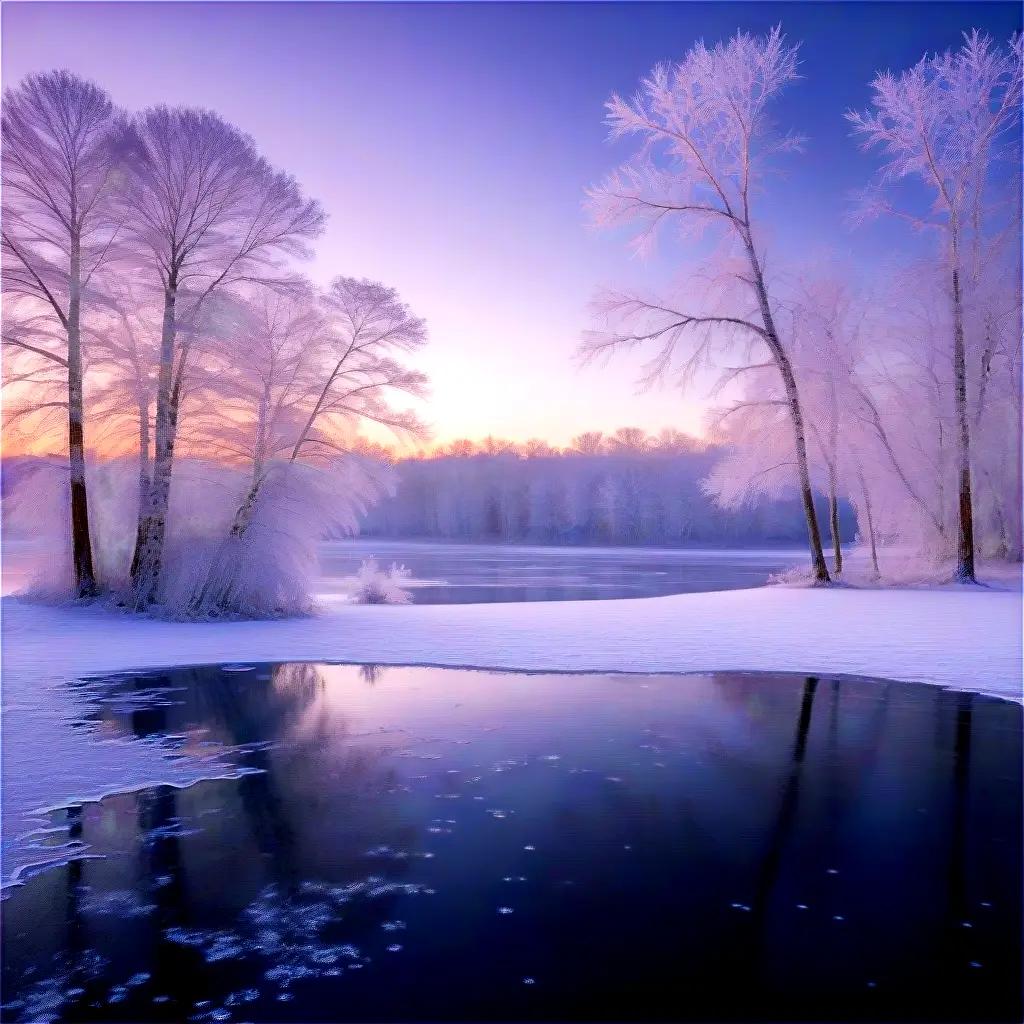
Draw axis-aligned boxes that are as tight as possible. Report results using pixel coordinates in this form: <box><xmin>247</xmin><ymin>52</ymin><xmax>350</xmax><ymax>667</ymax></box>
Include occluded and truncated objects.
<box><xmin>1</xmin><ymin>663</ymin><xmax>1020</xmax><ymax>1023</ymax></box>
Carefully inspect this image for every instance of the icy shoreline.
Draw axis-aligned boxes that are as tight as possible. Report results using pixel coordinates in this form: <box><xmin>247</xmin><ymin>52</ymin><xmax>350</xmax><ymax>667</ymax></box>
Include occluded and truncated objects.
<box><xmin>2</xmin><ymin>584</ymin><xmax>1021</xmax><ymax>888</ymax></box>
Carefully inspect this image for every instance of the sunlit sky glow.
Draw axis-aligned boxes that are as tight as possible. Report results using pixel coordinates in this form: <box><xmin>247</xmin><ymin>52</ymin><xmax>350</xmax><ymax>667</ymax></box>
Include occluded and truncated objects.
<box><xmin>3</xmin><ymin>1</ymin><xmax>1020</xmax><ymax>449</ymax></box>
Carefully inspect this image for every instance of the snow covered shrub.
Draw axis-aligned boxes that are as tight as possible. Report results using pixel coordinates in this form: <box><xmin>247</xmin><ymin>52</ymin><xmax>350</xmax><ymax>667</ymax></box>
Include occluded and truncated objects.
<box><xmin>351</xmin><ymin>558</ymin><xmax>412</xmax><ymax>605</ymax></box>
<box><xmin>161</xmin><ymin>457</ymin><xmax>393</xmax><ymax>619</ymax></box>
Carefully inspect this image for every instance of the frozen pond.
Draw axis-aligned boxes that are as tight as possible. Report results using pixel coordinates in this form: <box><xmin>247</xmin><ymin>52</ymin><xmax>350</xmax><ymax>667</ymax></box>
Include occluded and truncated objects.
<box><xmin>2</xmin><ymin>665</ymin><xmax>1019</xmax><ymax>1022</ymax></box>
<box><xmin>320</xmin><ymin>540</ymin><xmax>805</xmax><ymax>603</ymax></box>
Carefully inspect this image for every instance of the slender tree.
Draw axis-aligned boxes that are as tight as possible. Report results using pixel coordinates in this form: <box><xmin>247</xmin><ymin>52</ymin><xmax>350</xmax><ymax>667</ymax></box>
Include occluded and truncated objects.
<box><xmin>1</xmin><ymin>71</ymin><xmax>125</xmax><ymax>597</ymax></box>
<box><xmin>583</xmin><ymin>27</ymin><xmax>832</xmax><ymax>582</ymax></box>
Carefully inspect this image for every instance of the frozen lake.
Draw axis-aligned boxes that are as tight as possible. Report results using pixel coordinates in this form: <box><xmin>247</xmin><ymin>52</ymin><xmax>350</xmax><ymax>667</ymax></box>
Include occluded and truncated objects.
<box><xmin>1</xmin><ymin>540</ymin><xmax>807</xmax><ymax>603</ymax></box>
<box><xmin>320</xmin><ymin>540</ymin><xmax>806</xmax><ymax>603</ymax></box>
<box><xmin>2</xmin><ymin>665</ymin><xmax>1019</xmax><ymax>1022</ymax></box>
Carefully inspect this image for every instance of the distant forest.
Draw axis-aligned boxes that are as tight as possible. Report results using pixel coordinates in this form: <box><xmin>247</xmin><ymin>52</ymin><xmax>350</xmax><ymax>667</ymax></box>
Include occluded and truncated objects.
<box><xmin>1</xmin><ymin>432</ymin><xmax>854</xmax><ymax>549</ymax></box>
<box><xmin>358</xmin><ymin>430</ymin><xmax>856</xmax><ymax>546</ymax></box>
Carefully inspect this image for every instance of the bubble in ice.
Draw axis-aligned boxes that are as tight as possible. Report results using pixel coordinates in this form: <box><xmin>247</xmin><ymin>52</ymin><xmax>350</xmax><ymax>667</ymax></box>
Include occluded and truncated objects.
<box><xmin>523</xmin><ymin>977</ymin><xmax>536</xmax><ymax>985</ymax></box>
<box><xmin>826</xmin><ymin>868</ymin><xmax>839</xmax><ymax>875</ymax></box>
<box><xmin>969</xmin><ymin>961</ymin><xmax>983</xmax><ymax>969</ymax></box>
<box><xmin>498</xmin><ymin>906</ymin><xmax>514</xmax><ymax>914</ymax></box>
<box><xmin>832</xmin><ymin>915</ymin><xmax>845</xmax><ymax>922</ymax></box>
<box><xmin>387</xmin><ymin>944</ymin><xmax>403</xmax><ymax>953</ymax></box>
<box><xmin>796</xmin><ymin>904</ymin><xmax>809</xmax><ymax>910</ymax></box>
<box><xmin>523</xmin><ymin>845</ymin><xmax>535</xmax><ymax>851</ymax></box>
<box><xmin>381</xmin><ymin>920</ymin><xmax>406</xmax><ymax>931</ymax></box>
<box><xmin>729</xmin><ymin>903</ymin><xmax>751</xmax><ymax>912</ymax></box>
<box><xmin>221</xmin><ymin>664</ymin><xmax>256</xmax><ymax>673</ymax></box>
<box><xmin>127</xmin><ymin>973</ymin><xmax>151</xmax><ymax>987</ymax></box>
<box><xmin>540</xmin><ymin>755</ymin><xmax>560</xmax><ymax>762</ymax></box>
<box><xmin>225</xmin><ymin>989</ymin><xmax>259</xmax><ymax>1006</ymax></box>
<box><xmin>961</xmin><ymin>921</ymin><xmax>973</xmax><ymax>928</ymax></box>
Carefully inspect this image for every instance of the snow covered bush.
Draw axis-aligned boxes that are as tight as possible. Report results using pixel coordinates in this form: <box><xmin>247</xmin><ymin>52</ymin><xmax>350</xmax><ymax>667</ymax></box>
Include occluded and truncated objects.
<box><xmin>161</xmin><ymin>458</ymin><xmax>393</xmax><ymax>619</ymax></box>
<box><xmin>350</xmin><ymin>558</ymin><xmax>412</xmax><ymax>605</ymax></box>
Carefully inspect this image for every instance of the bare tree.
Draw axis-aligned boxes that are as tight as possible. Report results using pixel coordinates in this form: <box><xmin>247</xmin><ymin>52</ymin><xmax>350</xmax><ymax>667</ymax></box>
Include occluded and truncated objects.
<box><xmin>119</xmin><ymin>105</ymin><xmax>325</xmax><ymax>607</ymax></box>
<box><xmin>1</xmin><ymin>71</ymin><xmax>125</xmax><ymax>596</ymax></box>
<box><xmin>583</xmin><ymin>27</ymin><xmax>832</xmax><ymax>582</ymax></box>
<box><xmin>848</xmin><ymin>30</ymin><xmax>1023</xmax><ymax>582</ymax></box>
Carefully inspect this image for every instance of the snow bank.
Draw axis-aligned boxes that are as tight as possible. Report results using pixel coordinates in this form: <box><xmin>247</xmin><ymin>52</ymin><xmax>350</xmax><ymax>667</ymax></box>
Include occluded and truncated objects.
<box><xmin>2</xmin><ymin>584</ymin><xmax>1021</xmax><ymax>887</ymax></box>
<box><xmin>3</xmin><ymin>585</ymin><xmax>1021</xmax><ymax>701</ymax></box>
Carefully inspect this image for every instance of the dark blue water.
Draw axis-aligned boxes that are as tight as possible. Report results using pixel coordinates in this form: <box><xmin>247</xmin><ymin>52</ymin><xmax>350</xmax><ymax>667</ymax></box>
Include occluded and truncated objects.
<box><xmin>319</xmin><ymin>541</ymin><xmax>804</xmax><ymax>603</ymax></box>
<box><xmin>1</xmin><ymin>666</ymin><xmax>1020</xmax><ymax>1022</ymax></box>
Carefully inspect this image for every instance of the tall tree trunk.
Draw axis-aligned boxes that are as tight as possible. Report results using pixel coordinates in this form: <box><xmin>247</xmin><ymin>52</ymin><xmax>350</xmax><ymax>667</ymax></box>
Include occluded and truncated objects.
<box><xmin>778</xmin><ymin>358</ymin><xmax>832</xmax><ymax>584</ymax></box>
<box><xmin>741</xmin><ymin>229</ymin><xmax>830</xmax><ymax>584</ymax></box>
<box><xmin>950</xmin><ymin>259</ymin><xmax>977</xmax><ymax>583</ymax></box>
<box><xmin>857</xmin><ymin>468</ymin><xmax>880</xmax><ymax>577</ymax></box>
<box><xmin>827</xmin><ymin>461</ymin><xmax>843</xmax><ymax>576</ymax></box>
<box><xmin>130</xmin><ymin>281</ymin><xmax>178</xmax><ymax>607</ymax></box>
<box><xmin>67</xmin><ymin>231</ymin><xmax>98</xmax><ymax>598</ymax></box>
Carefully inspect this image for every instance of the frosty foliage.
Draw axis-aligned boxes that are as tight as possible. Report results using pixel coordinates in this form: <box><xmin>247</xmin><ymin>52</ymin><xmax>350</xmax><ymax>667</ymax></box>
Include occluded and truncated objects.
<box><xmin>161</xmin><ymin>458</ymin><xmax>393</xmax><ymax>619</ymax></box>
<box><xmin>350</xmin><ymin>558</ymin><xmax>413</xmax><ymax>606</ymax></box>
<box><xmin>584</xmin><ymin>26</ymin><xmax>1022</xmax><ymax>582</ymax></box>
<box><xmin>4</xmin><ymin>456</ymin><xmax>395</xmax><ymax>616</ymax></box>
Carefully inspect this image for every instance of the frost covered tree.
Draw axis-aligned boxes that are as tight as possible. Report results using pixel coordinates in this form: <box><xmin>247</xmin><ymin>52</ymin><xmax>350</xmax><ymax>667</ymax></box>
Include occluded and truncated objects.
<box><xmin>848</xmin><ymin>30</ymin><xmax>1023</xmax><ymax>582</ymax></box>
<box><xmin>119</xmin><ymin>105</ymin><xmax>325</xmax><ymax>607</ymax></box>
<box><xmin>1</xmin><ymin>71</ymin><xmax>125</xmax><ymax>597</ymax></box>
<box><xmin>176</xmin><ymin>278</ymin><xmax>428</xmax><ymax>618</ymax></box>
<box><xmin>583</xmin><ymin>27</ymin><xmax>832</xmax><ymax>583</ymax></box>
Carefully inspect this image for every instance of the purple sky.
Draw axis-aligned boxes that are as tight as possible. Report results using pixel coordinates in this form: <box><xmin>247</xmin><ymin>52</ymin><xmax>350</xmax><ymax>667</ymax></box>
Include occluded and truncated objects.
<box><xmin>4</xmin><ymin>2</ymin><xmax>1019</xmax><ymax>447</ymax></box>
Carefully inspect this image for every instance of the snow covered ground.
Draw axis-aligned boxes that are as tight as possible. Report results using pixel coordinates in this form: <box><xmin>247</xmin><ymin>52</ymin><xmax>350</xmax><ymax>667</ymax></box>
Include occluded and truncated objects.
<box><xmin>2</xmin><ymin>582</ymin><xmax>1021</xmax><ymax>889</ymax></box>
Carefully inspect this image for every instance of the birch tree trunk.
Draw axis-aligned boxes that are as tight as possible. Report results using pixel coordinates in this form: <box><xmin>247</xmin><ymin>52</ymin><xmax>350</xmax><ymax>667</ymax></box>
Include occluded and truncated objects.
<box><xmin>857</xmin><ymin>468</ymin><xmax>880</xmax><ymax>577</ymax></box>
<box><xmin>827</xmin><ymin>461</ymin><xmax>843</xmax><ymax>576</ymax></box>
<box><xmin>67</xmin><ymin>229</ymin><xmax>98</xmax><ymax>598</ymax></box>
<box><xmin>130</xmin><ymin>280</ymin><xmax>178</xmax><ymax>607</ymax></box>
<box><xmin>949</xmin><ymin>228</ymin><xmax>977</xmax><ymax>583</ymax></box>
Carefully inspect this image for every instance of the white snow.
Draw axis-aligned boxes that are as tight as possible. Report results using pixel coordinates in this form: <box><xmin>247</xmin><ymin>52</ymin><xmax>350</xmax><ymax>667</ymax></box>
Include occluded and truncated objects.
<box><xmin>2</xmin><ymin>582</ymin><xmax>1021</xmax><ymax>888</ymax></box>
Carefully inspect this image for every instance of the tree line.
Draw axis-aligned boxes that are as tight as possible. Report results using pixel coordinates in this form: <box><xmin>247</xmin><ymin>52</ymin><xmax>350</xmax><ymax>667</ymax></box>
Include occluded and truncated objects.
<box><xmin>583</xmin><ymin>27</ymin><xmax>1021</xmax><ymax>583</ymax></box>
<box><xmin>357</xmin><ymin>429</ymin><xmax>855</xmax><ymax>546</ymax></box>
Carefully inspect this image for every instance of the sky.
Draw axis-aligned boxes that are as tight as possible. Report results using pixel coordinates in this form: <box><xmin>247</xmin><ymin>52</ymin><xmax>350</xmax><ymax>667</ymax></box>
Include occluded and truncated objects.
<box><xmin>3</xmin><ymin>1</ymin><xmax>1020</xmax><ymax>449</ymax></box>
